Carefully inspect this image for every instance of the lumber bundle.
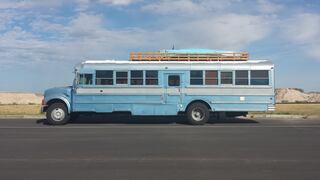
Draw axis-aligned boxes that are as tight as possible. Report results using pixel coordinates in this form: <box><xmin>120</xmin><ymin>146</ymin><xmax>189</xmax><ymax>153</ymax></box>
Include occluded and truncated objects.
<box><xmin>130</xmin><ymin>51</ymin><xmax>249</xmax><ymax>61</ymax></box>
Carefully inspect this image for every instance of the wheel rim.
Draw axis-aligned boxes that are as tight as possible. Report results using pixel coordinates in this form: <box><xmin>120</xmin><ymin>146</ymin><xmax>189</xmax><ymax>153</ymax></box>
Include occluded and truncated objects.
<box><xmin>191</xmin><ymin>108</ymin><xmax>204</xmax><ymax>121</ymax></box>
<box><xmin>51</xmin><ymin>108</ymin><xmax>65</xmax><ymax>121</ymax></box>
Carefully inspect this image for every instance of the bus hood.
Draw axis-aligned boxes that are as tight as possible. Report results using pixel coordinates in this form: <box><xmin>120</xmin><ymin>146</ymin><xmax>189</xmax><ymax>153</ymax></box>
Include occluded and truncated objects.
<box><xmin>44</xmin><ymin>86</ymin><xmax>72</xmax><ymax>103</ymax></box>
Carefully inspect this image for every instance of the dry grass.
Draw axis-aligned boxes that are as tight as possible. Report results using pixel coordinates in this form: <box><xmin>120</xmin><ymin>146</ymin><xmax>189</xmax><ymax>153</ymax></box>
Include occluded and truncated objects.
<box><xmin>273</xmin><ymin>104</ymin><xmax>320</xmax><ymax>116</ymax></box>
<box><xmin>0</xmin><ymin>104</ymin><xmax>41</xmax><ymax>115</ymax></box>
<box><xmin>250</xmin><ymin>104</ymin><xmax>320</xmax><ymax>116</ymax></box>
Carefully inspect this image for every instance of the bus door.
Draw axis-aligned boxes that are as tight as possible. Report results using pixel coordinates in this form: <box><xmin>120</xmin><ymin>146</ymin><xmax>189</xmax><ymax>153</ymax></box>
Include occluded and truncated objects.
<box><xmin>164</xmin><ymin>73</ymin><xmax>184</xmax><ymax>105</ymax></box>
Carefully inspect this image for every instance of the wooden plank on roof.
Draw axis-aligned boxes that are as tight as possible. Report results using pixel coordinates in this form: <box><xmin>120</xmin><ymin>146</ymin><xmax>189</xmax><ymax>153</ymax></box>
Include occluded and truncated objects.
<box><xmin>130</xmin><ymin>52</ymin><xmax>249</xmax><ymax>61</ymax></box>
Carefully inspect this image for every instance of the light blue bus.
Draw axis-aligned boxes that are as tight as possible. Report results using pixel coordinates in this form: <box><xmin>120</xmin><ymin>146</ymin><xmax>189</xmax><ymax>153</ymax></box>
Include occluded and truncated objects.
<box><xmin>42</xmin><ymin>50</ymin><xmax>275</xmax><ymax>125</ymax></box>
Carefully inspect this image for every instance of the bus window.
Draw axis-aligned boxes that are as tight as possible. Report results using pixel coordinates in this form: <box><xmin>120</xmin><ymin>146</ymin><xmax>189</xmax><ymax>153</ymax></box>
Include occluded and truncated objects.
<box><xmin>205</xmin><ymin>70</ymin><xmax>218</xmax><ymax>85</ymax></box>
<box><xmin>168</xmin><ymin>75</ymin><xmax>180</xmax><ymax>86</ymax></box>
<box><xmin>79</xmin><ymin>74</ymin><xmax>93</xmax><ymax>85</ymax></box>
<box><xmin>116</xmin><ymin>71</ymin><xmax>128</xmax><ymax>84</ymax></box>
<box><xmin>190</xmin><ymin>70</ymin><xmax>203</xmax><ymax>85</ymax></box>
<box><xmin>235</xmin><ymin>70</ymin><xmax>248</xmax><ymax>85</ymax></box>
<box><xmin>251</xmin><ymin>70</ymin><xmax>269</xmax><ymax>85</ymax></box>
<box><xmin>130</xmin><ymin>71</ymin><xmax>143</xmax><ymax>85</ymax></box>
<box><xmin>96</xmin><ymin>70</ymin><xmax>113</xmax><ymax>85</ymax></box>
<box><xmin>146</xmin><ymin>71</ymin><xmax>158</xmax><ymax>85</ymax></box>
<box><xmin>221</xmin><ymin>71</ymin><xmax>233</xmax><ymax>85</ymax></box>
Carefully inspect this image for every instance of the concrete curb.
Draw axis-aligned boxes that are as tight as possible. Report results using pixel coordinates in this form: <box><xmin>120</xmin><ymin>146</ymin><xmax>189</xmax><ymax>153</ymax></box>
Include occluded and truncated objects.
<box><xmin>0</xmin><ymin>115</ymin><xmax>45</xmax><ymax>119</ymax></box>
<box><xmin>248</xmin><ymin>114</ymin><xmax>309</xmax><ymax>119</ymax></box>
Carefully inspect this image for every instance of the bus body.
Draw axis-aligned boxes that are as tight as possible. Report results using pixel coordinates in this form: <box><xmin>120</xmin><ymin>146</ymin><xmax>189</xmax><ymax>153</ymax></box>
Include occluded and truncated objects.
<box><xmin>42</xmin><ymin>59</ymin><xmax>275</xmax><ymax>125</ymax></box>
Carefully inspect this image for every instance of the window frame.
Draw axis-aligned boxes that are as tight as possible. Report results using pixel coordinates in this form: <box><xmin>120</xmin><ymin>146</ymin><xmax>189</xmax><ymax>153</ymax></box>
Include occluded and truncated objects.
<box><xmin>168</xmin><ymin>75</ymin><xmax>181</xmax><ymax>87</ymax></box>
<box><xmin>220</xmin><ymin>71</ymin><xmax>233</xmax><ymax>85</ymax></box>
<box><xmin>205</xmin><ymin>70</ymin><xmax>218</xmax><ymax>85</ymax></box>
<box><xmin>250</xmin><ymin>70</ymin><xmax>269</xmax><ymax>86</ymax></box>
<box><xmin>116</xmin><ymin>71</ymin><xmax>128</xmax><ymax>85</ymax></box>
<box><xmin>130</xmin><ymin>70</ymin><xmax>144</xmax><ymax>86</ymax></box>
<box><xmin>95</xmin><ymin>70</ymin><xmax>113</xmax><ymax>85</ymax></box>
<box><xmin>78</xmin><ymin>73</ymin><xmax>93</xmax><ymax>85</ymax></box>
<box><xmin>145</xmin><ymin>70</ymin><xmax>159</xmax><ymax>86</ymax></box>
<box><xmin>235</xmin><ymin>70</ymin><xmax>249</xmax><ymax>86</ymax></box>
<box><xmin>190</xmin><ymin>70</ymin><xmax>204</xmax><ymax>85</ymax></box>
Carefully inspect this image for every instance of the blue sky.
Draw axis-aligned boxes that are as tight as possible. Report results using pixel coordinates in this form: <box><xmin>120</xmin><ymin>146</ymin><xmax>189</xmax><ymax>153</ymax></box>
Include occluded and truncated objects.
<box><xmin>0</xmin><ymin>0</ymin><xmax>319</xmax><ymax>93</ymax></box>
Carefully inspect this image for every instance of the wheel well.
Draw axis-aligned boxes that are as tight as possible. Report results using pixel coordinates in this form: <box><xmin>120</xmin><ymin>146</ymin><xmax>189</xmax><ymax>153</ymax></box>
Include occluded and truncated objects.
<box><xmin>47</xmin><ymin>99</ymin><xmax>67</xmax><ymax>108</ymax></box>
<box><xmin>186</xmin><ymin>100</ymin><xmax>211</xmax><ymax>112</ymax></box>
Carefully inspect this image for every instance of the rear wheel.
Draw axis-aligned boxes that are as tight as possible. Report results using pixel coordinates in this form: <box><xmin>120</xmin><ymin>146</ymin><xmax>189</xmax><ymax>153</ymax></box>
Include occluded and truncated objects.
<box><xmin>46</xmin><ymin>103</ymin><xmax>70</xmax><ymax>125</ymax></box>
<box><xmin>187</xmin><ymin>103</ymin><xmax>210</xmax><ymax>125</ymax></box>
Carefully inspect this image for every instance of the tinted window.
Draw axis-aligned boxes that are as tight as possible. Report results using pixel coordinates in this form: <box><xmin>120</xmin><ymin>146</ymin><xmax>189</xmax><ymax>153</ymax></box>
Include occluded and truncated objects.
<box><xmin>205</xmin><ymin>70</ymin><xmax>218</xmax><ymax>85</ymax></box>
<box><xmin>168</xmin><ymin>75</ymin><xmax>180</xmax><ymax>86</ymax></box>
<box><xmin>190</xmin><ymin>70</ymin><xmax>203</xmax><ymax>85</ymax></box>
<box><xmin>251</xmin><ymin>70</ymin><xmax>269</xmax><ymax>85</ymax></box>
<box><xmin>79</xmin><ymin>74</ymin><xmax>93</xmax><ymax>85</ymax></box>
<box><xmin>96</xmin><ymin>70</ymin><xmax>113</xmax><ymax>85</ymax></box>
<box><xmin>116</xmin><ymin>71</ymin><xmax>128</xmax><ymax>84</ymax></box>
<box><xmin>146</xmin><ymin>71</ymin><xmax>158</xmax><ymax>85</ymax></box>
<box><xmin>235</xmin><ymin>70</ymin><xmax>248</xmax><ymax>85</ymax></box>
<box><xmin>130</xmin><ymin>71</ymin><xmax>143</xmax><ymax>85</ymax></box>
<box><xmin>221</xmin><ymin>72</ymin><xmax>233</xmax><ymax>85</ymax></box>
<box><xmin>96</xmin><ymin>70</ymin><xmax>112</xmax><ymax>78</ymax></box>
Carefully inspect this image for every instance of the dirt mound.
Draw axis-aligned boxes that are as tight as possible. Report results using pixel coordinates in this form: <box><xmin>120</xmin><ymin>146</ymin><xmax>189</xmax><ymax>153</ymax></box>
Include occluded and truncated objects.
<box><xmin>0</xmin><ymin>92</ymin><xmax>43</xmax><ymax>105</ymax></box>
<box><xmin>276</xmin><ymin>88</ymin><xmax>320</xmax><ymax>103</ymax></box>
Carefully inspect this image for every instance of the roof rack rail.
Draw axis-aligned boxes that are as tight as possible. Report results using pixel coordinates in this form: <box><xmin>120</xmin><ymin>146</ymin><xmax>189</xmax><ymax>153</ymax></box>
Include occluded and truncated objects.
<box><xmin>130</xmin><ymin>51</ymin><xmax>249</xmax><ymax>61</ymax></box>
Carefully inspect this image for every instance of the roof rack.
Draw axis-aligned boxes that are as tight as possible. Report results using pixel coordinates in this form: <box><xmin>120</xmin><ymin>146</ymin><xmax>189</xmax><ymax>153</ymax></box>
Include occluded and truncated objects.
<box><xmin>130</xmin><ymin>50</ymin><xmax>249</xmax><ymax>61</ymax></box>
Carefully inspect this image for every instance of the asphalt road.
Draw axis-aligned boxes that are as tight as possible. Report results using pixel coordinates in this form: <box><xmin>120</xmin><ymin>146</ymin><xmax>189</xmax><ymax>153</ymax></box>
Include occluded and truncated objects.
<box><xmin>1</xmin><ymin>116</ymin><xmax>320</xmax><ymax>180</ymax></box>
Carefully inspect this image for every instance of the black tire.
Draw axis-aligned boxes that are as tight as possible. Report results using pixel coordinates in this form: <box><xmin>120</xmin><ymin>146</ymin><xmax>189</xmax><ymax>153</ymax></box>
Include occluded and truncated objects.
<box><xmin>187</xmin><ymin>103</ymin><xmax>210</xmax><ymax>125</ymax></box>
<box><xmin>46</xmin><ymin>102</ymin><xmax>70</xmax><ymax>125</ymax></box>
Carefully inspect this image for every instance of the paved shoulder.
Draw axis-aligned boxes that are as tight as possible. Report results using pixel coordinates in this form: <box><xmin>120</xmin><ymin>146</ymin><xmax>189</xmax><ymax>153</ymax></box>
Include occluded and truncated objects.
<box><xmin>0</xmin><ymin>118</ymin><xmax>320</xmax><ymax>180</ymax></box>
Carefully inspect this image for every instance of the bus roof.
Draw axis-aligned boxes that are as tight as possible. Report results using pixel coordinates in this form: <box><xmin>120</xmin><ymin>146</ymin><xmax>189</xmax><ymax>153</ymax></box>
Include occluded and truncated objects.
<box><xmin>76</xmin><ymin>60</ymin><xmax>274</xmax><ymax>71</ymax></box>
<box><xmin>81</xmin><ymin>59</ymin><xmax>272</xmax><ymax>65</ymax></box>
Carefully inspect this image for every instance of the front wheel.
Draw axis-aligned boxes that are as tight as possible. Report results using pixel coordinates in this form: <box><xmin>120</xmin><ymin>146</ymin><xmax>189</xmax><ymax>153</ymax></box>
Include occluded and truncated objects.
<box><xmin>187</xmin><ymin>103</ymin><xmax>210</xmax><ymax>125</ymax></box>
<box><xmin>46</xmin><ymin>103</ymin><xmax>70</xmax><ymax>125</ymax></box>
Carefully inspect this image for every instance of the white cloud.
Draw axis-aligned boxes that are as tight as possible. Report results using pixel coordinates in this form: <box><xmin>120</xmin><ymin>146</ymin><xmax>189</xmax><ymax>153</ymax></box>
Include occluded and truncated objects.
<box><xmin>283</xmin><ymin>14</ymin><xmax>320</xmax><ymax>43</ymax></box>
<box><xmin>0</xmin><ymin>0</ymin><xmax>137</xmax><ymax>11</ymax></box>
<box><xmin>0</xmin><ymin>27</ymin><xmax>49</xmax><ymax>65</ymax></box>
<box><xmin>142</xmin><ymin>0</ymin><xmax>242</xmax><ymax>16</ymax></box>
<box><xmin>0</xmin><ymin>11</ymin><xmax>15</xmax><ymax>31</ymax></box>
<box><xmin>142</xmin><ymin>0</ymin><xmax>204</xmax><ymax>15</ymax></box>
<box><xmin>1</xmin><ymin>0</ymin><xmax>320</xmax><ymax>93</ymax></box>
<box><xmin>165</xmin><ymin>14</ymin><xmax>272</xmax><ymax>49</ymax></box>
<box><xmin>74</xmin><ymin>0</ymin><xmax>140</xmax><ymax>12</ymax></box>
<box><xmin>0</xmin><ymin>13</ymin><xmax>150</xmax><ymax>67</ymax></box>
<box><xmin>0</xmin><ymin>11</ymin><xmax>273</xmax><ymax>68</ymax></box>
<box><xmin>98</xmin><ymin>0</ymin><xmax>139</xmax><ymax>6</ymax></box>
<box><xmin>282</xmin><ymin>13</ymin><xmax>320</xmax><ymax>60</ymax></box>
<box><xmin>75</xmin><ymin>0</ymin><xmax>91</xmax><ymax>11</ymax></box>
<box><xmin>140</xmin><ymin>0</ymin><xmax>273</xmax><ymax>50</ymax></box>
<box><xmin>0</xmin><ymin>0</ymin><xmax>66</xmax><ymax>9</ymax></box>
<box><xmin>257</xmin><ymin>0</ymin><xmax>283</xmax><ymax>14</ymax></box>
<box><xmin>0</xmin><ymin>0</ymin><xmax>294</xmax><ymax>67</ymax></box>
<box><xmin>305</xmin><ymin>44</ymin><xmax>320</xmax><ymax>60</ymax></box>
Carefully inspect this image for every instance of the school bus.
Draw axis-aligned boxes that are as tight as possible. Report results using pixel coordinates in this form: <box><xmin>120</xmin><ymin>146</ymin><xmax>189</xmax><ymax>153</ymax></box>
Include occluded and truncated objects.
<box><xmin>42</xmin><ymin>49</ymin><xmax>275</xmax><ymax>125</ymax></box>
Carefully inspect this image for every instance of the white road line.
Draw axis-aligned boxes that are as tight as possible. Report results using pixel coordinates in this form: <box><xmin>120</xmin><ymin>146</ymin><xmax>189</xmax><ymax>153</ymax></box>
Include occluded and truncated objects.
<box><xmin>0</xmin><ymin>125</ymin><xmax>320</xmax><ymax>129</ymax></box>
<box><xmin>0</xmin><ymin>158</ymin><xmax>318</xmax><ymax>163</ymax></box>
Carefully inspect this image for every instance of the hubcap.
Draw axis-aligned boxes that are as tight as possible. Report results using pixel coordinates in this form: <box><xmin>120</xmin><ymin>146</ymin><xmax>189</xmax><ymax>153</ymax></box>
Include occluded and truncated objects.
<box><xmin>51</xmin><ymin>108</ymin><xmax>65</xmax><ymax>121</ymax></box>
<box><xmin>191</xmin><ymin>108</ymin><xmax>204</xmax><ymax>121</ymax></box>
